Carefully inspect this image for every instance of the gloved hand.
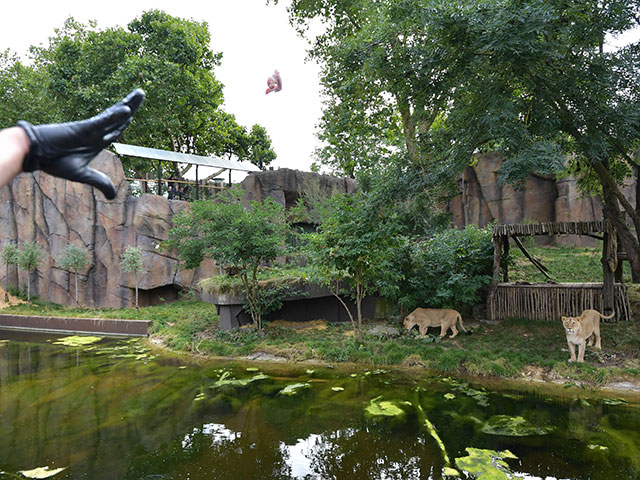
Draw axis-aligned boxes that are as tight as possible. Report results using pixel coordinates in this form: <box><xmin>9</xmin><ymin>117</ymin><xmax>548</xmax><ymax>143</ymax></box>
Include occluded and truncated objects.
<box><xmin>18</xmin><ymin>88</ymin><xmax>145</xmax><ymax>200</ymax></box>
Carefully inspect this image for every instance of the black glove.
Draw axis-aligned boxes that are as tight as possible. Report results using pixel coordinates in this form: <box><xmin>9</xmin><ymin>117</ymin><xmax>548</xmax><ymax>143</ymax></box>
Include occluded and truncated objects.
<box><xmin>18</xmin><ymin>88</ymin><xmax>145</xmax><ymax>200</ymax></box>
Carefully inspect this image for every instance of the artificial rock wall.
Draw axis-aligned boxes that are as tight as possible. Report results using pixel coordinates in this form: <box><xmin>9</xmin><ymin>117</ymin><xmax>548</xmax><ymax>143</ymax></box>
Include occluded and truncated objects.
<box><xmin>0</xmin><ymin>152</ymin><xmax>357</xmax><ymax>309</ymax></box>
<box><xmin>448</xmin><ymin>153</ymin><xmax>637</xmax><ymax>246</ymax></box>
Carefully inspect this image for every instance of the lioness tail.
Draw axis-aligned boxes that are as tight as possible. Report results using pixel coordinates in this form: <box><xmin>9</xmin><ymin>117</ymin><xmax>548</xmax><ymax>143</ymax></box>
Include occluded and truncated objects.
<box><xmin>599</xmin><ymin>310</ymin><xmax>615</xmax><ymax>320</ymax></box>
<box><xmin>457</xmin><ymin>313</ymin><xmax>468</xmax><ymax>333</ymax></box>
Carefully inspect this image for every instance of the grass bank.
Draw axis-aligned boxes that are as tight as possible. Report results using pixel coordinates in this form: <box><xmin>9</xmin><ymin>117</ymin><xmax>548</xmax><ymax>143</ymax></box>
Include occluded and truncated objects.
<box><xmin>2</xmin><ymin>298</ymin><xmax>639</xmax><ymax>390</ymax></box>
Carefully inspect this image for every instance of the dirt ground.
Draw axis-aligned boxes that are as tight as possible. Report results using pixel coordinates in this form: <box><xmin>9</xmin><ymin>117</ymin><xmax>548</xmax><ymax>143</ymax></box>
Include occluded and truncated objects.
<box><xmin>0</xmin><ymin>287</ymin><xmax>25</xmax><ymax>309</ymax></box>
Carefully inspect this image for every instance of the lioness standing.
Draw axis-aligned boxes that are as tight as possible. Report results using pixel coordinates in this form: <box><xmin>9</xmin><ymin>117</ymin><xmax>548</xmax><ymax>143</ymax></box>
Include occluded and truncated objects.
<box><xmin>403</xmin><ymin>308</ymin><xmax>467</xmax><ymax>338</ymax></box>
<box><xmin>562</xmin><ymin>309</ymin><xmax>614</xmax><ymax>363</ymax></box>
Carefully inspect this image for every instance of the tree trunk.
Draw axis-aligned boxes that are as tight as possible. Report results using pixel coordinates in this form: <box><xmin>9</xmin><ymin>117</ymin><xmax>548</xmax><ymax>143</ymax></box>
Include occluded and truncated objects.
<box><xmin>331</xmin><ymin>281</ymin><xmax>357</xmax><ymax>338</ymax></box>
<box><xmin>74</xmin><ymin>271</ymin><xmax>79</xmax><ymax>307</ymax></box>
<box><xmin>356</xmin><ymin>280</ymin><xmax>363</xmax><ymax>342</ymax></box>
<box><xmin>601</xmin><ymin>180</ymin><xmax>640</xmax><ymax>282</ymax></box>
<box><xmin>27</xmin><ymin>267</ymin><xmax>31</xmax><ymax>303</ymax></box>
<box><xmin>135</xmin><ymin>272</ymin><xmax>139</xmax><ymax>311</ymax></box>
<box><xmin>4</xmin><ymin>265</ymin><xmax>8</xmax><ymax>302</ymax></box>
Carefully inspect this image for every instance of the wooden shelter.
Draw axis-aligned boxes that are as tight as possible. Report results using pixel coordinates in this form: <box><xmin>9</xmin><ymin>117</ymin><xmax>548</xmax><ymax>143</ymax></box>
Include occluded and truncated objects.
<box><xmin>488</xmin><ymin>221</ymin><xmax>631</xmax><ymax>322</ymax></box>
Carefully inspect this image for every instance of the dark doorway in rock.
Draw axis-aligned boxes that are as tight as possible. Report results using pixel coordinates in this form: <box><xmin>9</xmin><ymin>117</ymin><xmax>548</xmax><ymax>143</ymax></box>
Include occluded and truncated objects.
<box><xmin>137</xmin><ymin>284</ymin><xmax>182</xmax><ymax>307</ymax></box>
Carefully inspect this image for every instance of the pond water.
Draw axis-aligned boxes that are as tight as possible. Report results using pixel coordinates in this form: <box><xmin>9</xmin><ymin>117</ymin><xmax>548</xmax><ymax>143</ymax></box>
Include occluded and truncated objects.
<box><xmin>0</xmin><ymin>331</ymin><xmax>639</xmax><ymax>480</ymax></box>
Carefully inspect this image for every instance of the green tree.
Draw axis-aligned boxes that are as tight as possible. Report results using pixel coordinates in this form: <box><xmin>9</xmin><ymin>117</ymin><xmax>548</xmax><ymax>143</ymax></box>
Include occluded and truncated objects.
<box><xmin>121</xmin><ymin>246</ymin><xmax>144</xmax><ymax>310</ymax></box>
<box><xmin>168</xmin><ymin>188</ymin><xmax>290</xmax><ymax>330</ymax></box>
<box><xmin>277</xmin><ymin>0</ymin><xmax>450</xmax><ymax>177</ymax></box>
<box><xmin>17</xmin><ymin>242</ymin><xmax>46</xmax><ymax>303</ymax></box>
<box><xmin>247</xmin><ymin>124</ymin><xmax>277</xmax><ymax>170</ymax></box>
<box><xmin>423</xmin><ymin>0</ymin><xmax>640</xmax><ymax>280</ymax></box>
<box><xmin>0</xmin><ymin>50</ymin><xmax>54</xmax><ymax>128</ymax></box>
<box><xmin>2</xmin><ymin>11</ymin><xmax>271</xmax><ymax>179</ymax></box>
<box><xmin>59</xmin><ymin>244</ymin><xmax>90</xmax><ymax>307</ymax></box>
<box><xmin>305</xmin><ymin>192</ymin><xmax>401</xmax><ymax>341</ymax></box>
<box><xmin>278</xmin><ymin>0</ymin><xmax>459</xmax><ymax>239</ymax></box>
<box><xmin>1</xmin><ymin>242</ymin><xmax>19</xmax><ymax>302</ymax></box>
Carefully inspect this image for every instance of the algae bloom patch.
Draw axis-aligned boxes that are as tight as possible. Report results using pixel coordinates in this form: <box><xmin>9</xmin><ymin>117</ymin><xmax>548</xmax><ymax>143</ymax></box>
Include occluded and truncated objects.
<box><xmin>278</xmin><ymin>382</ymin><xmax>312</xmax><ymax>396</ymax></box>
<box><xmin>364</xmin><ymin>396</ymin><xmax>408</xmax><ymax>422</ymax></box>
<box><xmin>481</xmin><ymin>415</ymin><xmax>554</xmax><ymax>436</ymax></box>
<box><xmin>455</xmin><ymin>448</ymin><xmax>518</xmax><ymax>480</ymax></box>
<box><xmin>53</xmin><ymin>335</ymin><xmax>102</xmax><ymax>347</ymax></box>
<box><xmin>19</xmin><ymin>466</ymin><xmax>67</xmax><ymax>478</ymax></box>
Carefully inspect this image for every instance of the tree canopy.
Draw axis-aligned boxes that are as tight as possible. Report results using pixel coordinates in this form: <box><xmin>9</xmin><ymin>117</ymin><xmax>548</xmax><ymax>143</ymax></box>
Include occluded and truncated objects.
<box><xmin>281</xmin><ymin>0</ymin><xmax>640</xmax><ymax>278</ymax></box>
<box><xmin>167</xmin><ymin>188</ymin><xmax>290</xmax><ymax>330</ymax></box>
<box><xmin>1</xmin><ymin>10</ymin><xmax>276</xmax><ymax>176</ymax></box>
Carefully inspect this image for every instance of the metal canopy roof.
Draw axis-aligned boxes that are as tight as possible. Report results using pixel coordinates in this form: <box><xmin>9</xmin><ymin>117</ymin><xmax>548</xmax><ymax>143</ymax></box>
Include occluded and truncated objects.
<box><xmin>112</xmin><ymin>143</ymin><xmax>261</xmax><ymax>173</ymax></box>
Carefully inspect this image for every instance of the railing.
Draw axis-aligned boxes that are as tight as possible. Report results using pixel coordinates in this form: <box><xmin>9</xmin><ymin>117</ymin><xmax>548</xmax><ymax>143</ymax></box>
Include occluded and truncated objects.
<box><xmin>125</xmin><ymin>177</ymin><xmax>227</xmax><ymax>201</ymax></box>
<box><xmin>489</xmin><ymin>282</ymin><xmax>631</xmax><ymax>322</ymax></box>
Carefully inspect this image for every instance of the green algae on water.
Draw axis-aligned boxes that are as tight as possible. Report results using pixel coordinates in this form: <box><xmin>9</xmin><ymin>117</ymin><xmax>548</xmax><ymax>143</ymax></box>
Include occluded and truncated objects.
<box><xmin>278</xmin><ymin>382</ymin><xmax>312</xmax><ymax>396</ymax></box>
<box><xmin>19</xmin><ymin>466</ymin><xmax>67</xmax><ymax>478</ymax></box>
<box><xmin>455</xmin><ymin>448</ymin><xmax>518</xmax><ymax>480</ymax></box>
<box><xmin>365</xmin><ymin>396</ymin><xmax>405</xmax><ymax>418</ymax></box>
<box><xmin>212</xmin><ymin>371</ymin><xmax>269</xmax><ymax>389</ymax></box>
<box><xmin>53</xmin><ymin>335</ymin><xmax>102</xmax><ymax>346</ymax></box>
<box><xmin>482</xmin><ymin>415</ymin><xmax>554</xmax><ymax>437</ymax></box>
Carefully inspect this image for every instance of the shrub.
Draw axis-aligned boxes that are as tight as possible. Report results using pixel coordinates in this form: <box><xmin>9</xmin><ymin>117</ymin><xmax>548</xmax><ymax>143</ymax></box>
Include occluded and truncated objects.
<box><xmin>389</xmin><ymin>225</ymin><xmax>494</xmax><ymax>311</ymax></box>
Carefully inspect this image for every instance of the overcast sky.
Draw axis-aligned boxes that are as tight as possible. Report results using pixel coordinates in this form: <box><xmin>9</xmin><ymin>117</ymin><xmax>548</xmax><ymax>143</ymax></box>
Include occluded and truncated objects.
<box><xmin>1</xmin><ymin>0</ymin><xmax>323</xmax><ymax>180</ymax></box>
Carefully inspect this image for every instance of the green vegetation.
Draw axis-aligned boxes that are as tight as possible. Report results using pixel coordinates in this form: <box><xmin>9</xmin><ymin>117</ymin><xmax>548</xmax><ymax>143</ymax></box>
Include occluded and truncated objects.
<box><xmin>0</xmin><ymin>10</ymin><xmax>275</xmax><ymax>178</ymax></box>
<box><xmin>59</xmin><ymin>244</ymin><xmax>90</xmax><ymax>307</ymax></box>
<box><xmin>285</xmin><ymin>0</ymin><xmax>640</xmax><ymax>282</ymax></box>
<box><xmin>17</xmin><ymin>242</ymin><xmax>46</xmax><ymax>303</ymax></box>
<box><xmin>3</xmin><ymin>295</ymin><xmax>639</xmax><ymax>388</ymax></box>
<box><xmin>1</xmin><ymin>242</ymin><xmax>19</xmax><ymax>302</ymax></box>
<box><xmin>388</xmin><ymin>225</ymin><xmax>494</xmax><ymax>311</ymax></box>
<box><xmin>121</xmin><ymin>246</ymin><xmax>144</xmax><ymax>310</ymax></box>
<box><xmin>305</xmin><ymin>191</ymin><xmax>402</xmax><ymax>341</ymax></box>
<box><xmin>508</xmin><ymin>243</ymin><xmax>633</xmax><ymax>284</ymax></box>
<box><xmin>168</xmin><ymin>189</ymin><xmax>293</xmax><ymax>330</ymax></box>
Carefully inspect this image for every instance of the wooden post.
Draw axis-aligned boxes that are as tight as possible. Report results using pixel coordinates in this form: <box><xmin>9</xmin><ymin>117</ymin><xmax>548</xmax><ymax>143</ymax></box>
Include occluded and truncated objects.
<box><xmin>602</xmin><ymin>223</ymin><xmax>617</xmax><ymax>319</ymax></box>
<box><xmin>615</xmin><ymin>234</ymin><xmax>624</xmax><ymax>283</ymax></box>
<box><xmin>488</xmin><ymin>235</ymin><xmax>504</xmax><ymax>320</ymax></box>
<box><xmin>195</xmin><ymin>165</ymin><xmax>199</xmax><ymax>201</ymax></box>
<box><xmin>157</xmin><ymin>160</ymin><xmax>162</xmax><ymax>196</ymax></box>
<box><xmin>502</xmin><ymin>236</ymin><xmax>510</xmax><ymax>282</ymax></box>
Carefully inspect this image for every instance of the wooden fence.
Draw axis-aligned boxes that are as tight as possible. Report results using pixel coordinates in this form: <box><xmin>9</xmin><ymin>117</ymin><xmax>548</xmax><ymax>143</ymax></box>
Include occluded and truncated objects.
<box><xmin>489</xmin><ymin>282</ymin><xmax>631</xmax><ymax>322</ymax></box>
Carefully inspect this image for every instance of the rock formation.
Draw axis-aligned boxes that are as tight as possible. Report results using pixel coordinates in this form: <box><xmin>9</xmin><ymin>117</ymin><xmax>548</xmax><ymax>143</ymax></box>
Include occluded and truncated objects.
<box><xmin>0</xmin><ymin>148</ymin><xmax>631</xmax><ymax>309</ymax></box>
<box><xmin>449</xmin><ymin>153</ymin><xmax>636</xmax><ymax>247</ymax></box>
<box><xmin>0</xmin><ymin>152</ymin><xmax>356</xmax><ymax>308</ymax></box>
<box><xmin>240</xmin><ymin>167</ymin><xmax>358</xmax><ymax>209</ymax></box>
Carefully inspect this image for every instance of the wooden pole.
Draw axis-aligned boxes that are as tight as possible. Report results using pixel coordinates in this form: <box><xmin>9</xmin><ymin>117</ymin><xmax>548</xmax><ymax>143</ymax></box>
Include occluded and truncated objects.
<box><xmin>503</xmin><ymin>237</ymin><xmax>510</xmax><ymax>282</ymax></box>
<box><xmin>602</xmin><ymin>226</ymin><xmax>616</xmax><ymax>319</ymax></box>
<box><xmin>511</xmin><ymin>235</ymin><xmax>554</xmax><ymax>281</ymax></box>
<box><xmin>488</xmin><ymin>235</ymin><xmax>504</xmax><ymax>320</ymax></box>
<box><xmin>195</xmin><ymin>165</ymin><xmax>199</xmax><ymax>201</ymax></box>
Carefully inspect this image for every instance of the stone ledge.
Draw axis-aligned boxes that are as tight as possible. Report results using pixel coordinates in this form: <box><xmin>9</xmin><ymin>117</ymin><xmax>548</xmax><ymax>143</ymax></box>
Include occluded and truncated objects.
<box><xmin>0</xmin><ymin>314</ymin><xmax>151</xmax><ymax>337</ymax></box>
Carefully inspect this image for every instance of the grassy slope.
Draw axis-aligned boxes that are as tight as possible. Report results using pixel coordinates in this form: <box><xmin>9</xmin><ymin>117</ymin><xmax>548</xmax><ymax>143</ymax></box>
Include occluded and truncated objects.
<box><xmin>1</xmin><ymin>245</ymin><xmax>639</xmax><ymax>388</ymax></box>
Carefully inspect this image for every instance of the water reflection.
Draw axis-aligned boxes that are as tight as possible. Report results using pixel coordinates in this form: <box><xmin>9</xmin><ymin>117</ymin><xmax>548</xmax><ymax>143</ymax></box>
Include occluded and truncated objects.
<box><xmin>0</xmin><ymin>333</ymin><xmax>639</xmax><ymax>480</ymax></box>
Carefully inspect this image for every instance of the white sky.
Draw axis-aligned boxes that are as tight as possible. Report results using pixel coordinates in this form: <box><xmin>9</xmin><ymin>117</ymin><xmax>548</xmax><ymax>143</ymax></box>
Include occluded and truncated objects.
<box><xmin>0</xmin><ymin>0</ymin><xmax>323</xmax><ymax>180</ymax></box>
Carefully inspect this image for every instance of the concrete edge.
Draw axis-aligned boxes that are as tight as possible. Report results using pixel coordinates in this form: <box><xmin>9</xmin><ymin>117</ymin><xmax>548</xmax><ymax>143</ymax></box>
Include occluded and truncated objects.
<box><xmin>0</xmin><ymin>325</ymin><xmax>147</xmax><ymax>338</ymax></box>
<box><xmin>0</xmin><ymin>314</ymin><xmax>151</xmax><ymax>337</ymax></box>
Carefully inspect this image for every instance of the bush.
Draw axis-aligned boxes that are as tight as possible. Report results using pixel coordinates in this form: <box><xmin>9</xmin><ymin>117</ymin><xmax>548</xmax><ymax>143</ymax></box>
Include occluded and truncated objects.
<box><xmin>388</xmin><ymin>225</ymin><xmax>494</xmax><ymax>311</ymax></box>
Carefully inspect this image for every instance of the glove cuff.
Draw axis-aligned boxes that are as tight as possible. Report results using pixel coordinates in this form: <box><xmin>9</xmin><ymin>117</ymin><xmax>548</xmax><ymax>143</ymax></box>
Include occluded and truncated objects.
<box><xmin>17</xmin><ymin>120</ymin><xmax>41</xmax><ymax>172</ymax></box>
